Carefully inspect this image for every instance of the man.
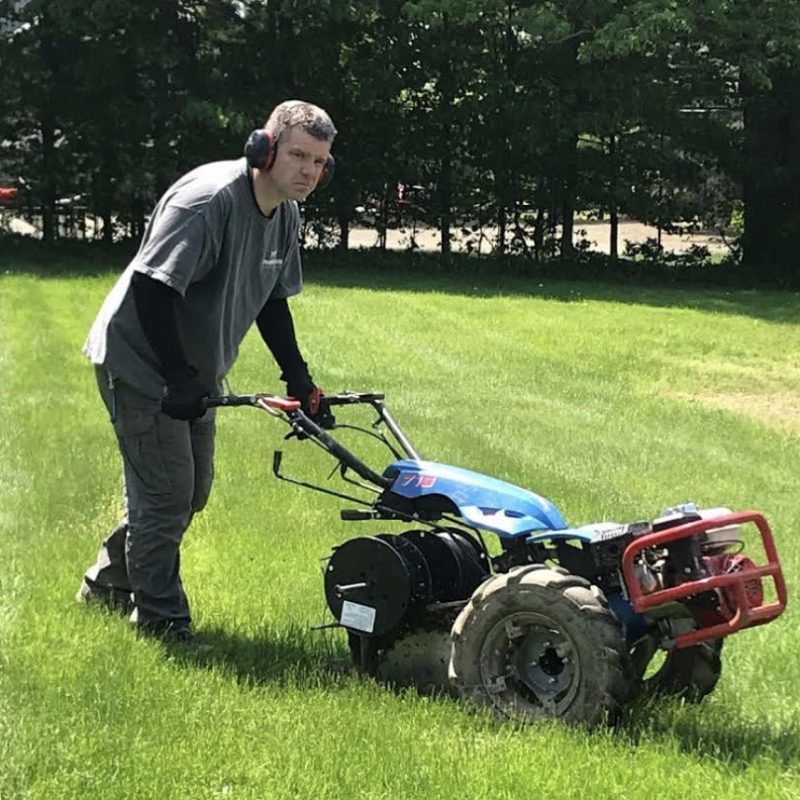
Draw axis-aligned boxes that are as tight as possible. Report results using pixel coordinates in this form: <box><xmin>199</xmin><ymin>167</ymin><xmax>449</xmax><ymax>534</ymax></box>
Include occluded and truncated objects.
<box><xmin>78</xmin><ymin>100</ymin><xmax>337</xmax><ymax>641</ymax></box>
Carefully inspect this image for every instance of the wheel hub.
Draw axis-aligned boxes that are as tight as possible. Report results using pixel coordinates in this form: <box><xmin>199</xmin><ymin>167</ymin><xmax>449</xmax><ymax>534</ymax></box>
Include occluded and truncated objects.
<box><xmin>480</xmin><ymin>612</ymin><xmax>581</xmax><ymax>714</ymax></box>
<box><xmin>513</xmin><ymin>628</ymin><xmax>574</xmax><ymax>697</ymax></box>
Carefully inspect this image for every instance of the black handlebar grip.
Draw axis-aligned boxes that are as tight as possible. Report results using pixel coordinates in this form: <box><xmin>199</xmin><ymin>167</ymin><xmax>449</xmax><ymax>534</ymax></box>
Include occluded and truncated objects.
<box><xmin>340</xmin><ymin>509</ymin><xmax>375</xmax><ymax>521</ymax></box>
<box><xmin>322</xmin><ymin>392</ymin><xmax>385</xmax><ymax>407</ymax></box>
<box><xmin>205</xmin><ymin>394</ymin><xmax>258</xmax><ymax>408</ymax></box>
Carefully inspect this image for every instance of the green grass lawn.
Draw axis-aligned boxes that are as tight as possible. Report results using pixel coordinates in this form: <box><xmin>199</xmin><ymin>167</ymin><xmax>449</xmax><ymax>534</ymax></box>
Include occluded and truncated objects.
<box><xmin>1</xmin><ymin>261</ymin><xmax>799</xmax><ymax>799</ymax></box>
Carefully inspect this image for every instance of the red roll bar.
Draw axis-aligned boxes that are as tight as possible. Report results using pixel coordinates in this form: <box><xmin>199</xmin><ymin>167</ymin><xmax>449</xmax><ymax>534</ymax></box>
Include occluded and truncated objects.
<box><xmin>621</xmin><ymin>511</ymin><xmax>788</xmax><ymax>648</ymax></box>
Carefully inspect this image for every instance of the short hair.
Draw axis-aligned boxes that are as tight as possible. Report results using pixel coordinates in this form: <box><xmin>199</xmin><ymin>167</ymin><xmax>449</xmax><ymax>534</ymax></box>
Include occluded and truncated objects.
<box><xmin>265</xmin><ymin>101</ymin><xmax>337</xmax><ymax>143</ymax></box>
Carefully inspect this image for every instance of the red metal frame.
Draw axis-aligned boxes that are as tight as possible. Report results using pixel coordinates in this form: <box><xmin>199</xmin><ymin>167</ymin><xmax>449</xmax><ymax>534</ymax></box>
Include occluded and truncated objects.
<box><xmin>621</xmin><ymin>511</ymin><xmax>788</xmax><ymax>649</ymax></box>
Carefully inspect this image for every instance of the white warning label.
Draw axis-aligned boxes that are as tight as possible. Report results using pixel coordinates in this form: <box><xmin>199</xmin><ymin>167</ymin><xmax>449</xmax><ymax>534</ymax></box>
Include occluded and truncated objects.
<box><xmin>340</xmin><ymin>600</ymin><xmax>376</xmax><ymax>633</ymax></box>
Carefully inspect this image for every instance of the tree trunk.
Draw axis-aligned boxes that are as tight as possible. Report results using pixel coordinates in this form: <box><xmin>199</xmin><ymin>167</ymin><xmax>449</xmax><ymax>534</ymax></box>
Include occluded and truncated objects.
<box><xmin>438</xmin><ymin>148</ymin><xmax>452</xmax><ymax>261</ymax></box>
<box><xmin>560</xmin><ymin>199</ymin><xmax>574</xmax><ymax>258</ymax></box>
<box><xmin>100</xmin><ymin>144</ymin><xmax>114</xmax><ymax>246</ymax></box>
<box><xmin>437</xmin><ymin>16</ymin><xmax>454</xmax><ymax>264</ymax></box>
<box><xmin>741</xmin><ymin>67</ymin><xmax>800</xmax><ymax>278</ymax></box>
<box><xmin>40</xmin><ymin>113</ymin><xmax>57</xmax><ymax>243</ymax></box>
<box><xmin>497</xmin><ymin>204</ymin><xmax>507</xmax><ymax>257</ymax></box>
<box><xmin>338</xmin><ymin>215</ymin><xmax>350</xmax><ymax>251</ymax></box>
<box><xmin>334</xmin><ymin>145</ymin><xmax>352</xmax><ymax>252</ymax></box>
<box><xmin>377</xmin><ymin>183</ymin><xmax>390</xmax><ymax>252</ymax></box>
<box><xmin>133</xmin><ymin>196</ymin><xmax>145</xmax><ymax>241</ymax></box>
<box><xmin>37</xmin><ymin>7</ymin><xmax>60</xmax><ymax>244</ymax></box>
<box><xmin>532</xmin><ymin>208</ymin><xmax>545</xmax><ymax>262</ymax></box>
<box><xmin>608</xmin><ymin>135</ymin><xmax>618</xmax><ymax>262</ymax></box>
<box><xmin>610</xmin><ymin>209</ymin><xmax>619</xmax><ymax>261</ymax></box>
<box><xmin>559</xmin><ymin>134</ymin><xmax>578</xmax><ymax>260</ymax></box>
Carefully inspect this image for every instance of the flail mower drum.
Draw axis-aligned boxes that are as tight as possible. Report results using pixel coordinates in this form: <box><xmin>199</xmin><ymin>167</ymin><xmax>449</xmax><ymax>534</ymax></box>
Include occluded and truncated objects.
<box><xmin>209</xmin><ymin>391</ymin><xmax>788</xmax><ymax>727</ymax></box>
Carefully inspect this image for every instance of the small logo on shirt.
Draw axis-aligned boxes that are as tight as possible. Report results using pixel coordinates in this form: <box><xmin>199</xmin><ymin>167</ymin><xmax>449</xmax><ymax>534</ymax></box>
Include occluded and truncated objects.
<box><xmin>262</xmin><ymin>249</ymin><xmax>281</xmax><ymax>268</ymax></box>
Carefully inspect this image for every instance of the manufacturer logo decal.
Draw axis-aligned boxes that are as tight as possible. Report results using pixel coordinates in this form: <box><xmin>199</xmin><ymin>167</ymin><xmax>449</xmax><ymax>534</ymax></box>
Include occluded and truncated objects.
<box><xmin>400</xmin><ymin>473</ymin><xmax>437</xmax><ymax>489</ymax></box>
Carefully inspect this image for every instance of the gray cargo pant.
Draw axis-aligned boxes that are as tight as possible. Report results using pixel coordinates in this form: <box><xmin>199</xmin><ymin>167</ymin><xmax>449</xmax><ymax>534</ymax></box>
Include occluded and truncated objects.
<box><xmin>83</xmin><ymin>368</ymin><xmax>215</xmax><ymax>629</ymax></box>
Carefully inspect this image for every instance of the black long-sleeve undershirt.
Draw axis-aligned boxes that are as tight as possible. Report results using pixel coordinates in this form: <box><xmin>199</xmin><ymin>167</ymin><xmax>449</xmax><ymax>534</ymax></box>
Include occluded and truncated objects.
<box><xmin>131</xmin><ymin>271</ymin><xmax>191</xmax><ymax>382</ymax></box>
<box><xmin>255</xmin><ymin>296</ymin><xmax>311</xmax><ymax>389</ymax></box>
<box><xmin>131</xmin><ymin>272</ymin><xmax>310</xmax><ymax>391</ymax></box>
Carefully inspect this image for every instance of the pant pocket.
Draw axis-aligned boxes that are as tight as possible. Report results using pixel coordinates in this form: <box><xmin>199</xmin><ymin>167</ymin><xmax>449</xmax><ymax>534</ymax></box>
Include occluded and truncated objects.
<box><xmin>190</xmin><ymin>413</ymin><xmax>216</xmax><ymax>512</ymax></box>
<box><xmin>115</xmin><ymin>408</ymin><xmax>175</xmax><ymax>497</ymax></box>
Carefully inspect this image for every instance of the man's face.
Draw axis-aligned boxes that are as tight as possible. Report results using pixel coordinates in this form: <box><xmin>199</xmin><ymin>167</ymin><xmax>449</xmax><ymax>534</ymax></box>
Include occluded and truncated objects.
<box><xmin>268</xmin><ymin>127</ymin><xmax>332</xmax><ymax>202</ymax></box>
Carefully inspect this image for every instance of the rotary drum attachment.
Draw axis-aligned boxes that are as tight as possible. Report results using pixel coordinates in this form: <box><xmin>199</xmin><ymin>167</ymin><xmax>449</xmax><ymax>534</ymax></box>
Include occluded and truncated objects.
<box><xmin>323</xmin><ymin>529</ymin><xmax>490</xmax><ymax>691</ymax></box>
<box><xmin>324</xmin><ymin>529</ymin><xmax>489</xmax><ymax>636</ymax></box>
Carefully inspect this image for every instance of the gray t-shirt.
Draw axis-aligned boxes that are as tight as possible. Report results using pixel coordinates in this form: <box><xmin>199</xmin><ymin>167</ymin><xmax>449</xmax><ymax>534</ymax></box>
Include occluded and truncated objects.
<box><xmin>84</xmin><ymin>158</ymin><xmax>303</xmax><ymax>399</ymax></box>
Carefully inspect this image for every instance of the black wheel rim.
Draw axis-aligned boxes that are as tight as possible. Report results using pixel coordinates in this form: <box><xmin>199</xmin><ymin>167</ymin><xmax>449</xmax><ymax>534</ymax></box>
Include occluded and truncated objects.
<box><xmin>479</xmin><ymin>612</ymin><xmax>580</xmax><ymax>717</ymax></box>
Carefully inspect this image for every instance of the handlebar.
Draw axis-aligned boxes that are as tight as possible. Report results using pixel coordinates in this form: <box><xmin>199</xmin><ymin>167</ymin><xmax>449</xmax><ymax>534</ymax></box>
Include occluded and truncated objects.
<box><xmin>206</xmin><ymin>393</ymin><xmax>301</xmax><ymax>412</ymax></box>
<box><xmin>206</xmin><ymin>391</ymin><xmax>384</xmax><ymax>412</ymax></box>
<box><xmin>204</xmin><ymin>390</ymin><xmax>394</xmax><ymax>489</ymax></box>
<box><xmin>321</xmin><ymin>392</ymin><xmax>385</xmax><ymax>406</ymax></box>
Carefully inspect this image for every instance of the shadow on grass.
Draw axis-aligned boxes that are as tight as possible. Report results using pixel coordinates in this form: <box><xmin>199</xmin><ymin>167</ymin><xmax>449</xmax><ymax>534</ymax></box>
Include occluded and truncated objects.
<box><xmin>162</xmin><ymin>622</ymin><xmax>355</xmax><ymax>691</ymax></box>
<box><xmin>302</xmin><ymin>252</ymin><xmax>800</xmax><ymax>326</ymax></box>
<box><xmin>3</xmin><ymin>235</ymin><xmax>799</xmax><ymax>324</ymax></box>
<box><xmin>163</xmin><ymin>622</ymin><xmax>800</xmax><ymax>770</ymax></box>
<box><xmin>622</xmin><ymin>698</ymin><xmax>800</xmax><ymax>771</ymax></box>
<box><xmin>0</xmin><ymin>234</ymin><xmax>137</xmax><ymax>276</ymax></box>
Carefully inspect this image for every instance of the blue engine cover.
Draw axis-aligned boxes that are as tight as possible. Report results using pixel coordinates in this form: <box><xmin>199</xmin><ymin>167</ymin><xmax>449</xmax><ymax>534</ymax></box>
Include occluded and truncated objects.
<box><xmin>384</xmin><ymin>459</ymin><xmax>567</xmax><ymax>537</ymax></box>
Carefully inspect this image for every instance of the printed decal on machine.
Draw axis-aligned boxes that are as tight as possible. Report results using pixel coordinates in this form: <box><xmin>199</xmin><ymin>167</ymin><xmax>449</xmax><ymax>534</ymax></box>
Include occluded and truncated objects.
<box><xmin>400</xmin><ymin>473</ymin><xmax>437</xmax><ymax>489</ymax></box>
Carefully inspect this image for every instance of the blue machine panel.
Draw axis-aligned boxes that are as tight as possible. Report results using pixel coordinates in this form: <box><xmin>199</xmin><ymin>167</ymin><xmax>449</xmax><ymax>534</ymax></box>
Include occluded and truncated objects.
<box><xmin>385</xmin><ymin>459</ymin><xmax>567</xmax><ymax>537</ymax></box>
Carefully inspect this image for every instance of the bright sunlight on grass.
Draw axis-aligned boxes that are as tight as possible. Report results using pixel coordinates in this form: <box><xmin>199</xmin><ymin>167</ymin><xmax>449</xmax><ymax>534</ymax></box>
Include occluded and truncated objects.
<box><xmin>1</xmin><ymin>262</ymin><xmax>798</xmax><ymax>799</ymax></box>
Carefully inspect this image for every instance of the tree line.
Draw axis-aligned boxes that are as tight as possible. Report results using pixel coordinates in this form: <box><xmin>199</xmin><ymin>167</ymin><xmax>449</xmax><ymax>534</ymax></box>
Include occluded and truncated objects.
<box><xmin>1</xmin><ymin>0</ymin><xmax>799</xmax><ymax>275</ymax></box>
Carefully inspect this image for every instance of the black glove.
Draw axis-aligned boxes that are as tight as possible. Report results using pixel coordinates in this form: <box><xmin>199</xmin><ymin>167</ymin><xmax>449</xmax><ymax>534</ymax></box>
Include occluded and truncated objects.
<box><xmin>285</xmin><ymin>377</ymin><xmax>336</xmax><ymax>432</ymax></box>
<box><xmin>304</xmin><ymin>386</ymin><xmax>336</xmax><ymax>430</ymax></box>
<box><xmin>161</xmin><ymin>366</ymin><xmax>210</xmax><ymax>421</ymax></box>
<box><xmin>285</xmin><ymin>369</ymin><xmax>315</xmax><ymax>407</ymax></box>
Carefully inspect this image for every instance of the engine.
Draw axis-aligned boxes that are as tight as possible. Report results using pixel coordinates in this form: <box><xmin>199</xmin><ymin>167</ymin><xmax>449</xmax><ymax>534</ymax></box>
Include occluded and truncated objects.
<box><xmin>620</xmin><ymin>504</ymin><xmax>784</xmax><ymax>648</ymax></box>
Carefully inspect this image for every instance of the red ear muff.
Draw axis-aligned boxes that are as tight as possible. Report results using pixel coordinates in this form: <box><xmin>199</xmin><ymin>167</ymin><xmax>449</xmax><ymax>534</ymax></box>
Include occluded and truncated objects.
<box><xmin>244</xmin><ymin>130</ymin><xmax>277</xmax><ymax>170</ymax></box>
<box><xmin>316</xmin><ymin>154</ymin><xmax>335</xmax><ymax>191</ymax></box>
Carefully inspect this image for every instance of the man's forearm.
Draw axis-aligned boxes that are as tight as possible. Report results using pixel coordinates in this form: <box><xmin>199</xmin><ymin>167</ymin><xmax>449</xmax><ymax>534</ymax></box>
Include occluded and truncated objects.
<box><xmin>255</xmin><ymin>296</ymin><xmax>310</xmax><ymax>386</ymax></box>
<box><xmin>131</xmin><ymin>271</ymin><xmax>191</xmax><ymax>380</ymax></box>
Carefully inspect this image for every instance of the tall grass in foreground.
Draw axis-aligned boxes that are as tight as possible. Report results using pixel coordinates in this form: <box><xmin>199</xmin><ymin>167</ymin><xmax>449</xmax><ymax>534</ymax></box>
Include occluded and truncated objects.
<box><xmin>1</xmin><ymin>267</ymin><xmax>799</xmax><ymax>800</ymax></box>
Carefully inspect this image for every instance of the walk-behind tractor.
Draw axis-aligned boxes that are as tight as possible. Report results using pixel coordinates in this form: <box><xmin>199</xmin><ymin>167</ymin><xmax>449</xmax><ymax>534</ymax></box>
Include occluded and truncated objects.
<box><xmin>209</xmin><ymin>391</ymin><xmax>788</xmax><ymax>726</ymax></box>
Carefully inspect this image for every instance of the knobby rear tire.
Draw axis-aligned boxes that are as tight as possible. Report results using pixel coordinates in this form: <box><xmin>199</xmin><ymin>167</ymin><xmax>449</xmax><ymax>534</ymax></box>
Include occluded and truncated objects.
<box><xmin>448</xmin><ymin>565</ymin><xmax>633</xmax><ymax>727</ymax></box>
<box><xmin>632</xmin><ymin>637</ymin><xmax>724</xmax><ymax>703</ymax></box>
